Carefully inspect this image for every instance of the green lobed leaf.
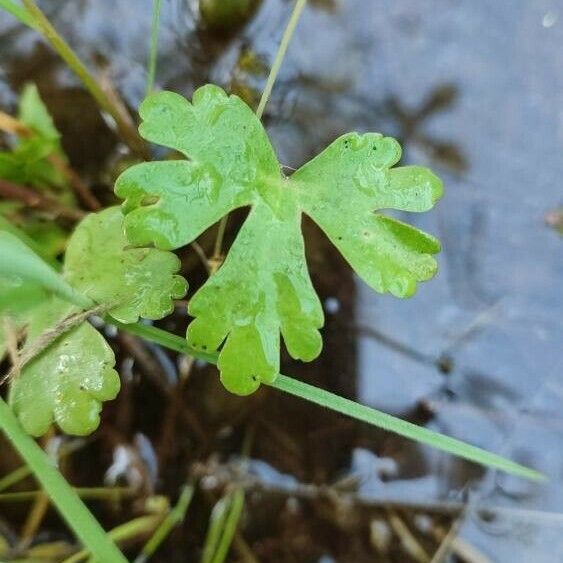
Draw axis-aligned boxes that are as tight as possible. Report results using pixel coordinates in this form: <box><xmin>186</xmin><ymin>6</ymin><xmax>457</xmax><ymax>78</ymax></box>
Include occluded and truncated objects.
<box><xmin>1</xmin><ymin>207</ymin><xmax>186</xmax><ymax>435</ymax></box>
<box><xmin>64</xmin><ymin>206</ymin><xmax>188</xmax><ymax>323</ymax></box>
<box><xmin>115</xmin><ymin>84</ymin><xmax>443</xmax><ymax>395</ymax></box>
<box><xmin>9</xmin><ymin>297</ymin><xmax>120</xmax><ymax>436</ymax></box>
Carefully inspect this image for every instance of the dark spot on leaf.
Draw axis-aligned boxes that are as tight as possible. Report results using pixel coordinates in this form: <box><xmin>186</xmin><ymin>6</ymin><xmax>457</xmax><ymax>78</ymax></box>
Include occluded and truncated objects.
<box><xmin>140</xmin><ymin>195</ymin><xmax>160</xmax><ymax>207</ymax></box>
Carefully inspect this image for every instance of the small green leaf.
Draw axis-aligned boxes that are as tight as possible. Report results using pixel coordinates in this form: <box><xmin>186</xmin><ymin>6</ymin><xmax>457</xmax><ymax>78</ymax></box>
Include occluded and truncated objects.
<box><xmin>0</xmin><ymin>83</ymin><xmax>67</xmax><ymax>191</ymax></box>
<box><xmin>116</xmin><ymin>85</ymin><xmax>443</xmax><ymax>394</ymax></box>
<box><xmin>9</xmin><ymin>298</ymin><xmax>120</xmax><ymax>436</ymax></box>
<box><xmin>64</xmin><ymin>206</ymin><xmax>187</xmax><ymax>323</ymax></box>
<box><xmin>19</xmin><ymin>83</ymin><xmax>60</xmax><ymax>141</ymax></box>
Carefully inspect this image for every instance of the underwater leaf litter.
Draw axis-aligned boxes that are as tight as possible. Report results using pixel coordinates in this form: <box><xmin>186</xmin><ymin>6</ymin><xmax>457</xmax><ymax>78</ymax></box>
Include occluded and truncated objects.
<box><xmin>115</xmin><ymin>84</ymin><xmax>443</xmax><ymax>394</ymax></box>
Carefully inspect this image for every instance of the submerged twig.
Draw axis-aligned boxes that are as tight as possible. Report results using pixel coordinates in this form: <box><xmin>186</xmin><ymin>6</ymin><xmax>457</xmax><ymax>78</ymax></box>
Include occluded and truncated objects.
<box><xmin>0</xmin><ymin>178</ymin><xmax>86</xmax><ymax>221</ymax></box>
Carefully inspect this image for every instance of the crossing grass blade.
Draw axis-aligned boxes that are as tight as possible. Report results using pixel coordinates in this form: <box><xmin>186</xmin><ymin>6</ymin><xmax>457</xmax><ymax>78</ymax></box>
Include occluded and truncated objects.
<box><xmin>110</xmin><ymin>321</ymin><xmax>545</xmax><ymax>482</ymax></box>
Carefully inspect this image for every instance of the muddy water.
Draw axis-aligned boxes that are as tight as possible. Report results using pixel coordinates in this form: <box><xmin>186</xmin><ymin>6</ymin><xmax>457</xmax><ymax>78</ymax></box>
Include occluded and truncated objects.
<box><xmin>1</xmin><ymin>0</ymin><xmax>562</xmax><ymax>561</ymax></box>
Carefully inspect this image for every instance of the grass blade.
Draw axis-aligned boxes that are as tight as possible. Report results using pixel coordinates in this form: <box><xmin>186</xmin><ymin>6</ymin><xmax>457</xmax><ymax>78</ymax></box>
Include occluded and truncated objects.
<box><xmin>146</xmin><ymin>0</ymin><xmax>163</xmax><ymax>97</ymax></box>
<box><xmin>109</xmin><ymin>321</ymin><xmax>545</xmax><ymax>481</ymax></box>
<box><xmin>0</xmin><ymin>231</ymin><xmax>92</xmax><ymax>308</ymax></box>
<box><xmin>0</xmin><ymin>0</ymin><xmax>36</xmax><ymax>28</ymax></box>
<box><xmin>0</xmin><ymin>397</ymin><xmax>127</xmax><ymax>562</ymax></box>
<box><xmin>201</xmin><ymin>489</ymin><xmax>245</xmax><ymax>563</ymax></box>
<box><xmin>272</xmin><ymin>374</ymin><xmax>546</xmax><ymax>482</ymax></box>
<box><xmin>135</xmin><ymin>484</ymin><xmax>195</xmax><ymax>563</ymax></box>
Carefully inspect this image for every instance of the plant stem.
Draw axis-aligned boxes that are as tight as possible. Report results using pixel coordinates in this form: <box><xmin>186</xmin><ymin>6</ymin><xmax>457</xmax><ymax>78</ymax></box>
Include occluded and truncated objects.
<box><xmin>211</xmin><ymin>0</ymin><xmax>308</xmax><ymax>262</ymax></box>
<box><xmin>255</xmin><ymin>0</ymin><xmax>307</xmax><ymax>120</ymax></box>
<box><xmin>63</xmin><ymin>513</ymin><xmax>162</xmax><ymax>563</ymax></box>
<box><xmin>0</xmin><ymin>0</ymin><xmax>36</xmax><ymax>28</ymax></box>
<box><xmin>21</xmin><ymin>0</ymin><xmax>148</xmax><ymax>159</ymax></box>
<box><xmin>134</xmin><ymin>483</ymin><xmax>195</xmax><ymax>563</ymax></box>
<box><xmin>0</xmin><ymin>178</ymin><xmax>86</xmax><ymax>221</ymax></box>
<box><xmin>146</xmin><ymin>0</ymin><xmax>163</xmax><ymax>97</ymax></box>
<box><xmin>108</xmin><ymin>319</ymin><xmax>545</xmax><ymax>482</ymax></box>
<box><xmin>0</xmin><ymin>397</ymin><xmax>127</xmax><ymax>562</ymax></box>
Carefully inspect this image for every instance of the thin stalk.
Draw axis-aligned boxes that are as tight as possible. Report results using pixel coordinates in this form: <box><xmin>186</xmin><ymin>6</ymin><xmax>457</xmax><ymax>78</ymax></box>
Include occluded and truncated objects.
<box><xmin>0</xmin><ymin>465</ymin><xmax>30</xmax><ymax>494</ymax></box>
<box><xmin>272</xmin><ymin>374</ymin><xmax>545</xmax><ymax>482</ymax></box>
<box><xmin>210</xmin><ymin>489</ymin><xmax>245</xmax><ymax>563</ymax></box>
<box><xmin>0</xmin><ymin>177</ymin><xmax>86</xmax><ymax>221</ymax></box>
<box><xmin>134</xmin><ymin>483</ymin><xmax>195</xmax><ymax>563</ymax></box>
<box><xmin>108</xmin><ymin>319</ymin><xmax>545</xmax><ymax>481</ymax></box>
<box><xmin>212</xmin><ymin>0</ymin><xmax>307</xmax><ymax>261</ymax></box>
<box><xmin>146</xmin><ymin>0</ymin><xmax>163</xmax><ymax>97</ymax></box>
<box><xmin>0</xmin><ymin>439</ymin><xmax>86</xmax><ymax>494</ymax></box>
<box><xmin>0</xmin><ymin>0</ymin><xmax>36</xmax><ymax>28</ymax></box>
<box><xmin>21</xmin><ymin>0</ymin><xmax>148</xmax><ymax>159</ymax></box>
<box><xmin>255</xmin><ymin>0</ymin><xmax>307</xmax><ymax>119</ymax></box>
<box><xmin>0</xmin><ymin>486</ymin><xmax>135</xmax><ymax>503</ymax></box>
<box><xmin>0</xmin><ymin>397</ymin><xmax>127</xmax><ymax>562</ymax></box>
<box><xmin>62</xmin><ymin>514</ymin><xmax>162</xmax><ymax>563</ymax></box>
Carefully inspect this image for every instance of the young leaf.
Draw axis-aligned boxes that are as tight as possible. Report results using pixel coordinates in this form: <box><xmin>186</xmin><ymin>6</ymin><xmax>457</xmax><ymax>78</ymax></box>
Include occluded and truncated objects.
<box><xmin>115</xmin><ymin>84</ymin><xmax>443</xmax><ymax>395</ymax></box>
<box><xmin>9</xmin><ymin>298</ymin><xmax>120</xmax><ymax>436</ymax></box>
<box><xmin>0</xmin><ymin>84</ymin><xmax>67</xmax><ymax>191</ymax></box>
<box><xmin>64</xmin><ymin>206</ymin><xmax>188</xmax><ymax>323</ymax></box>
<box><xmin>18</xmin><ymin>83</ymin><xmax>60</xmax><ymax>141</ymax></box>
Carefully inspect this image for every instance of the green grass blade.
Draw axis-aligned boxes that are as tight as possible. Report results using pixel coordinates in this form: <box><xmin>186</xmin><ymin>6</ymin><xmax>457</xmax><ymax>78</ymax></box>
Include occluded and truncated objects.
<box><xmin>0</xmin><ymin>231</ymin><xmax>92</xmax><ymax>308</ymax></box>
<box><xmin>109</xmin><ymin>320</ymin><xmax>545</xmax><ymax>481</ymax></box>
<box><xmin>135</xmin><ymin>484</ymin><xmax>195</xmax><ymax>563</ymax></box>
<box><xmin>201</xmin><ymin>489</ymin><xmax>245</xmax><ymax>563</ymax></box>
<box><xmin>0</xmin><ymin>397</ymin><xmax>127</xmax><ymax>562</ymax></box>
<box><xmin>146</xmin><ymin>0</ymin><xmax>162</xmax><ymax>97</ymax></box>
<box><xmin>255</xmin><ymin>0</ymin><xmax>307</xmax><ymax>119</ymax></box>
<box><xmin>272</xmin><ymin>374</ymin><xmax>546</xmax><ymax>482</ymax></box>
<box><xmin>210</xmin><ymin>489</ymin><xmax>244</xmax><ymax>563</ymax></box>
<box><xmin>0</xmin><ymin>215</ymin><xmax>60</xmax><ymax>269</ymax></box>
<box><xmin>0</xmin><ymin>0</ymin><xmax>36</xmax><ymax>29</ymax></box>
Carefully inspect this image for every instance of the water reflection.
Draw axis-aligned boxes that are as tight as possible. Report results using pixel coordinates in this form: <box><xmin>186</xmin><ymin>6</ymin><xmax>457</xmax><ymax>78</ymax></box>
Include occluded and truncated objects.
<box><xmin>0</xmin><ymin>0</ymin><xmax>562</xmax><ymax>561</ymax></box>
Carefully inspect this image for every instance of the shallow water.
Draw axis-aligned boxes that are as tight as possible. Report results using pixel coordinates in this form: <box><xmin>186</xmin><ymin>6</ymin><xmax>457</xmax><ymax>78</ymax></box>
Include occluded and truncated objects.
<box><xmin>1</xmin><ymin>0</ymin><xmax>562</xmax><ymax>561</ymax></box>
